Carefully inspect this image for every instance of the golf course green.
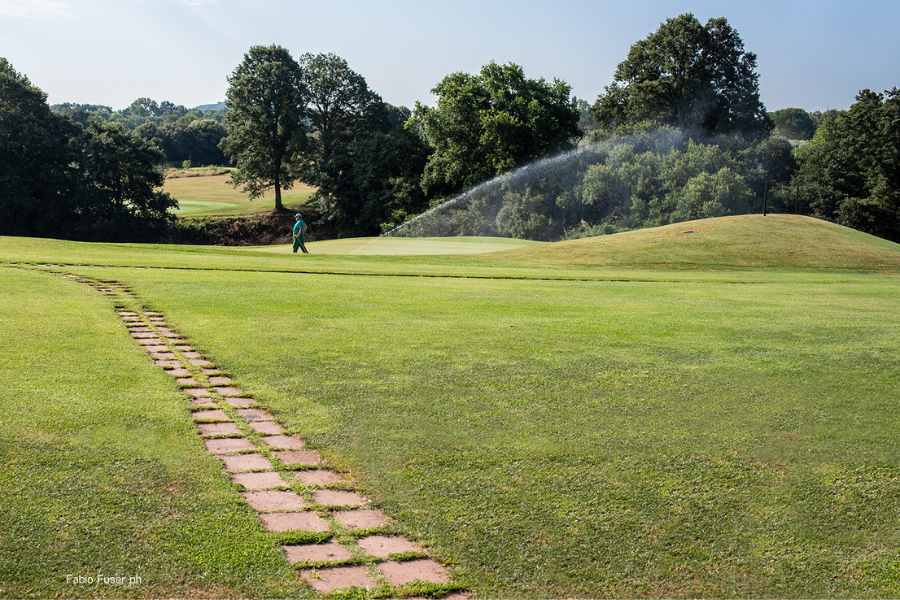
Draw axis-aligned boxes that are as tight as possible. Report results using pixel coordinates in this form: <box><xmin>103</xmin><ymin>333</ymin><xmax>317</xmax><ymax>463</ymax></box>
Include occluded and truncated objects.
<box><xmin>1</xmin><ymin>214</ymin><xmax>898</xmax><ymax>598</ymax></box>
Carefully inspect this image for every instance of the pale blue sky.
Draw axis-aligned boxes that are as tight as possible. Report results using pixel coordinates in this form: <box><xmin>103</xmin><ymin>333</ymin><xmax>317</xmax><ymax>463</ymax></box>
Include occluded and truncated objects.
<box><xmin>1</xmin><ymin>0</ymin><xmax>898</xmax><ymax>111</ymax></box>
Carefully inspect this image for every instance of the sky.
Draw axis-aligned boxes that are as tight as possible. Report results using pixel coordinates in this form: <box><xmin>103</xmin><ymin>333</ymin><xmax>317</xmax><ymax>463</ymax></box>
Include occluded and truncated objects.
<box><xmin>1</xmin><ymin>0</ymin><xmax>898</xmax><ymax>112</ymax></box>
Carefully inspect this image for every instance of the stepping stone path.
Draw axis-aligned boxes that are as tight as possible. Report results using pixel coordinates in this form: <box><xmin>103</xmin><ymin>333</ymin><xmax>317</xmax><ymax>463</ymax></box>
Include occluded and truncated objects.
<box><xmin>35</xmin><ymin>267</ymin><xmax>467</xmax><ymax>598</ymax></box>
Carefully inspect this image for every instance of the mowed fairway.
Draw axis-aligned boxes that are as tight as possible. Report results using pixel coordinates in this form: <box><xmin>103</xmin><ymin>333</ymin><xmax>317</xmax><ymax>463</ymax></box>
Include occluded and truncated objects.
<box><xmin>163</xmin><ymin>171</ymin><xmax>315</xmax><ymax>217</ymax></box>
<box><xmin>1</xmin><ymin>216</ymin><xmax>899</xmax><ymax>597</ymax></box>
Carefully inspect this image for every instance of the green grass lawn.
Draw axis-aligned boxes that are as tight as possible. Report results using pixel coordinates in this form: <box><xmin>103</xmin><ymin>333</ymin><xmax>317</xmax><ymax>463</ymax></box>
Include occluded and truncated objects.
<box><xmin>1</xmin><ymin>215</ymin><xmax>899</xmax><ymax>597</ymax></box>
<box><xmin>163</xmin><ymin>168</ymin><xmax>315</xmax><ymax>217</ymax></box>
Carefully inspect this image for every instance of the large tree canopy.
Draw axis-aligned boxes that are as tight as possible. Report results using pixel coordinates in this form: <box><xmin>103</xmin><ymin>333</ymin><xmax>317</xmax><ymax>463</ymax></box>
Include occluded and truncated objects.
<box><xmin>593</xmin><ymin>14</ymin><xmax>771</xmax><ymax>140</ymax></box>
<box><xmin>789</xmin><ymin>88</ymin><xmax>900</xmax><ymax>241</ymax></box>
<box><xmin>411</xmin><ymin>62</ymin><xmax>581</xmax><ymax>197</ymax></box>
<box><xmin>294</xmin><ymin>53</ymin><xmax>430</xmax><ymax>233</ymax></box>
<box><xmin>220</xmin><ymin>45</ymin><xmax>307</xmax><ymax>211</ymax></box>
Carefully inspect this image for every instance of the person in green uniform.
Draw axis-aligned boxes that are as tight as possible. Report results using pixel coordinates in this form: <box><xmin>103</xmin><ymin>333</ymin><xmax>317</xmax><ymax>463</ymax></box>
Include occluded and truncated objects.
<box><xmin>292</xmin><ymin>213</ymin><xmax>309</xmax><ymax>254</ymax></box>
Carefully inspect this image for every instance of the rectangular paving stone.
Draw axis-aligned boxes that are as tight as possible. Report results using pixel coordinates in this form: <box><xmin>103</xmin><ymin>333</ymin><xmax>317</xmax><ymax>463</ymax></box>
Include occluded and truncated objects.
<box><xmin>197</xmin><ymin>422</ymin><xmax>242</xmax><ymax>437</ymax></box>
<box><xmin>128</xmin><ymin>326</ymin><xmax>153</xmax><ymax>333</ymax></box>
<box><xmin>182</xmin><ymin>351</ymin><xmax>202</xmax><ymax>359</ymax></box>
<box><xmin>177</xmin><ymin>377</ymin><xmax>201</xmax><ymax>387</ymax></box>
<box><xmin>183</xmin><ymin>387</ymin><xmax>212</xmax><ymax>398</ymax></box>
<box><xmin>130</xmin><ymin>332</ymin><xmax>157</xmax><ymax>339</ymax></box>
<box><xmin>231</xmin><ymin>472</ymin><xmax>285</xmax><ymax>491</ymax></box>
<box><xmin>274</xmin><ymin>450</ymin><xmax>321</xmax><ymax>466</ymax></box>
<box><xmin>205</xmin><ymin>438</ymin><xmax>255</xmax><ymax>455</ymax></box>
<box><xmin>189</xmin><ymin>359</ymin><xmax>214</xmax><ymax>367</ymax></box>
<box><xmin>300</xmin><ymin>566</ymin><xmax>375</xmax><ymax>593</ymax></box>
<box><xmin>236</xmin><ymin>409</ymin><xmax>274</xmax><ymax>422</ymax></box>
<box><xmin>212</xmin><ymin>386</ymin><xmax>243</xmax><ymax>397</ymax></box>
<box><xmin>144</xmin><ymin>311</ymin><xmax>162</xmax><ymax>316</ymax></box>
<box><xmin>243</xmin><ymin>490</ymin><xmax>305</xmax><ymax>512</ymax></box>
<box><xmin>262</xmin><ymin>435</ymin><xmax>305</xmax><ymax>450</ymax></box>
<box><xmin>378</xmin><ymin>559</ymin><xmax>449</xmax><ymax>585</ymax></box>
<box><xmin>293</xmin><ymin>470</ymin><xmax>347</xmax><ymax>487</ymax></box>
<box><xmin>201</xmin><ymin>368</ymin><xmax>223</xmax><ymax>375</ymax></box>
<box><xmin>259</xmin><ymin>511</ymin><xmax>329</xmax><ymax>533</ymax></box>
<box><xmin>150</xmin><ymin>352</ymin><xmax>177</xmax><ymax>360</ymax></box>
<box><xmin>313</xmin><ymin>489</ymin><xmax>367</xmax><ymax>508</ymax></box>
<box><xmin>221</xmin><ymin>453</ymin><xmax>273</xmax><ymax>473</ymax></box>
<box><xmin>332</xmin><ymin>509</ymin><xmax>389</xmax><ymax>530</ymax></box>
<box><xmin>285</xmin><ymin>541</ymin><xmax>352</xmax><ymax>565</ymax></box>
<box><xmin>191</xmin><ymin>409</ymin><xmax>230</xmax><ymax>423</ymax></box>
<box><xmin>117</xmin><ymin>311</ymin><xmax>138</xmax><ymax>317</ymax></box>
<box><xmin>154</xmin><ymin>360</ymin><xmax>182</xmax><ymax>369</ymax></box>
<box><xmin>208</xmin><ymin>376</ymin><xmax>233</xmax><ymax>386</ymax></box>
<box><xmin>356</xmin><ymin>535</ymin><xmax>423</xmax><ymax>559</ymax></box>
<box><xmin>190</xmin><ymin>398</ymin><xmax>218</xmax><ymax>409</ymax></box>
<box><xmin>136</xmin><ymin>338</ymin><xmax>162</xmax><ymax>346</ymax></box>
<box><xmin>248</xmin><ymin>421</ymin><xmax>284</xmax><ymax>435</ymax></box>
<box><xmin>144</xmin><ymin>345</ymin><xmax>169</xmax><ymax>353</ymax></box>
<box><xmin>175</xmin><ymin>345</ymin><xmax>194</xmax><ymax>352</ymax></box>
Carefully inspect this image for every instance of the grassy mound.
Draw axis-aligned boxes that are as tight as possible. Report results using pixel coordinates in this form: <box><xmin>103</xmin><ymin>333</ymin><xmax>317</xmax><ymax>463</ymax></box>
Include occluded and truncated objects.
<box><xmin>499</xmin><ymin>214</ymin><xmax>900</xmax><ymax>271</ymax></box>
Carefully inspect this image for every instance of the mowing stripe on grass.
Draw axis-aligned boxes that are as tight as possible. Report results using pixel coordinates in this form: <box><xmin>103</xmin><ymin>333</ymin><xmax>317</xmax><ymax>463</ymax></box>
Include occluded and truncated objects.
<box><xmin>25</xmin><ymin>264</ymin><xmax>468</xmax><ymax>599</ymax></box>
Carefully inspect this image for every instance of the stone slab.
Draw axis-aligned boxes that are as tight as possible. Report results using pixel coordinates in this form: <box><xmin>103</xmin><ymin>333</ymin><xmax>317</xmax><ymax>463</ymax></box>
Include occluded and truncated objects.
<box><xmin>284</xmin><ymin>541</ymin><xmax>352</xmax><ymax>565</ymax></box>
<box><xmin>231</xmin><ymin>471</ymin><xmax>285</xmax><ymax>491</ymax></box>
<box><xmin>293</xmin><ymin>470</ymin><xmax>347</xmax><ymax>487</ymax></box>
<box><xmin>197</xmin><ymin>422</ymin><xmax>242</xmax><ymax>437</ymax></box>
<box><xmin>274</xmin><ymin>450</ymin><xmax>321</xmax><ymax>466</ymax></box>
<box><xmin>221</xmin><ymin>454</ymin><xmax>273</xmax><ymax>473</ymax></box>
<box><xmin>357</xmin><ymin>535</ymin><xmax>423</xmax><ymax>559</ymax></box>
<box><xmin>259</xmin><ymin>511</ymin><xmax>329</xmax><ymax>533</ymax></box>
<box><xmin>191</xmin><ymin>409</ymin><xmax>229</xmax><ymax>422</ymax></box>
<box><xmin>300</xmin><ymin>566</ymin><xmax>375</xmax><ymax>593</ymax></box>
<box><xmin>248</xmin><ymin>421</ymin><xmax>284</xmax><ymax>435</ymax></box>
<box><xmin>262</xmin><ymin>435</ymin><xmax>305</xmax><ymax>450</ymax></box>
<box><xmin>205</xmin><ymin>438</ymin><xmax>254</xmax><ymax>455</ymax></box>
<box><xmin>313</xmin><ymin>489</ymin><xmax>367</xmax><ymax>508</ymax></box>
<box><xmin>212</xmin><ymin>386</ymin><xmax>243</xmax><ymax>397</ymax></box>
<box><xmin>378</xmin><ymin>559</ymin><xmax>449</xmax><ymax>585</ymax></box>
<box><xmin>243</xmin><ymin>490</ymin><xmax>305</xmax><ymax>512</ymax></box>
<box><xmin>332</xmin><ymin>509</ymin><xmax>389</xmax><ymax>530</ymax></box>
<box><xmin>236</xmin><ymin>409</ymin><xmax>273</xmax><ymax>422</ymax></box>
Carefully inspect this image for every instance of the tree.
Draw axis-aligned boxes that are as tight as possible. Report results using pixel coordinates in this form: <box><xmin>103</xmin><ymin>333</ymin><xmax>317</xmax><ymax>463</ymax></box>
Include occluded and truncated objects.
<box><xmin>769</xmin><ymin>107</ymin><xmax>816</xmax><ymax>140</ymax></box>
<box><xmin>593</xmin><ymin>14</ymin><xmax>771</xmax><ymax>140</ymax></box>
<box><xmin>791</xmin><ymin>88</ymin><xmax>899</xmax><ymax>240</ymax></box>
<box><xmin>294</xmin><ymin>52</ymin><xmax>382</xmax><ymax>225</ymax></box>
<box><xmin>1</xmin><ymin>57</ymin><xmax>176</xmax><ymax>240</ymax></box>
<box><xmin>75</xmin><ymin>122</ymin><xmax>177</xmax><ymax>238</ymax></box>
<box><xmin>220</xmin><ymin>45</ymin><xmax>307</xmax><ymax>211</ymax></box>
<box><xmin>411</xmin><ymin>62</ymin><xmax>581</xmax><ymax>197</ymax></box>
<box><xmin>0</xmin><ymin>57</ymin><xmax>80</xmax><ymax>235</ymax></box>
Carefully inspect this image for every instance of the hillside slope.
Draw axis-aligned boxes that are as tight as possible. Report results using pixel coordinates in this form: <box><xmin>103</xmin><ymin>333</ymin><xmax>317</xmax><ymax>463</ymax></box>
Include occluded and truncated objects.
<box><xmin>497</xmin><ymin>215</ymin><xmax>900</xmax><ymax>271</ymax></box>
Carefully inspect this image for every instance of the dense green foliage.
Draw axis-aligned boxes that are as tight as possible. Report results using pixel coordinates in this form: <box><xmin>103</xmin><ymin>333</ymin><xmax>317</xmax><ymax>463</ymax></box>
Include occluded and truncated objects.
<box><xmin>396</xmin><ymin>130</ymin><xmax>795</xmax><ymax>240</ymax></box>
<box><xmin>783</xmin><ymin>89</ymin><xmax>900</xmax><ymax>241</ymax></box>
<box><xmin>295</xmin><ymin>53</ymin><xmax>431</xmax><ymax>232</ymax></box>
<box><xmin>53</xmin><ymin>97</ymin><xmax>227</xmax><ymax>166</ymax></box>
<box><xmin>411</xmin><ymin>62</ymin><xmax>581</xmax><ymax>197</ymax></box>
<box><xmin>592</xmin><ymin>14</ymin><xmax>771</xmax><ymax>140</ymax></box>
<box><xmin>769</xmin><ymin>107</ymin><xmax>817</xmax><ymax>140</ymax></box>
<box><xmin>1</xmin><ymin>58</ymin><xmax>175</xmax><ymax>240</ymax></box>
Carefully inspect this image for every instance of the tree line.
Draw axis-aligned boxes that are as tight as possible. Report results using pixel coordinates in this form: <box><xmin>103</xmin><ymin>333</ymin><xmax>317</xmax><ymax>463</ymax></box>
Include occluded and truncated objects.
<box><xmin>0</xmin><ymin>58</ymin><xmax>174</xmax><ymax>240</ymax></box>
<box><xmin>1</xmin><ymin>12</ymin><xmax>897</xmax><ymax>242</ymax></box>
<box><xmin>52</xmin><ymin>97</ymin><xmax>227</xmax><ymax>167</ymax></box>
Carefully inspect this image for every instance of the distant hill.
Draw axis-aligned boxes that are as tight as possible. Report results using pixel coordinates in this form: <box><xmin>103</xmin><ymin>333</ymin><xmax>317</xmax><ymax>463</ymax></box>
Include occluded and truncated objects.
<box><xmin>497</xmin><ymin>214</ymin><xmax>900</xmax><ymax>272</ymax></box>
<box><xmin>193</xmin><ymin>101</ymin><xmax>226</xmax><ymax>112</ymax></box>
